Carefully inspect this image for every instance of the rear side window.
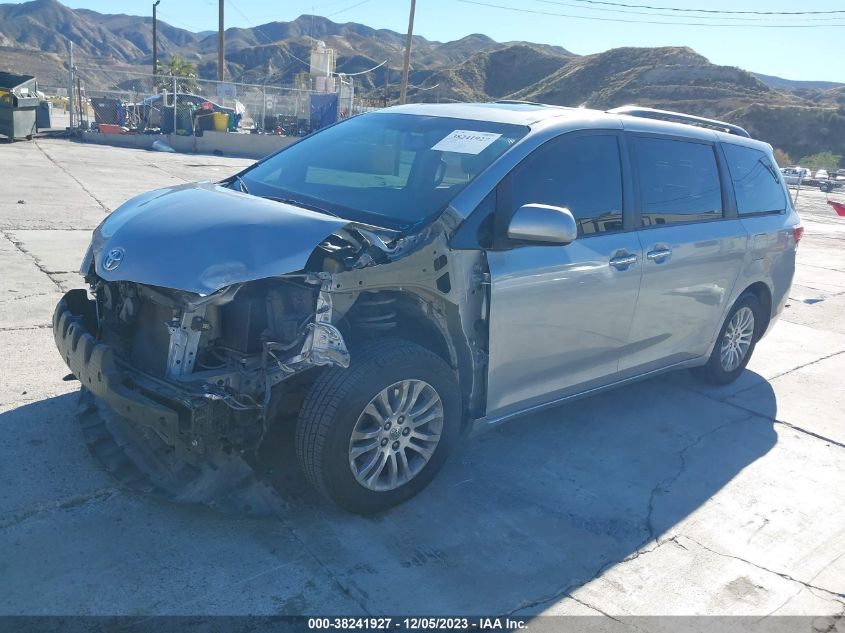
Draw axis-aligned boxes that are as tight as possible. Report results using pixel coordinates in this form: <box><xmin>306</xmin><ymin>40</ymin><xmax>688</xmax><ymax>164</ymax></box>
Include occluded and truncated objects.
<box><xmin>633</xmin><ymin>137</ymin><xmax>723</xmax><ymax>226</ymax></box>
<box><xmin>509</xmin><ymin>134</ymin><xmax>624</xmax><ymax>236</ymax></box>
<box><xmin>722</xmin><ymin>144</ymin><xmax>786</xmax><ymax>215</ymax></box>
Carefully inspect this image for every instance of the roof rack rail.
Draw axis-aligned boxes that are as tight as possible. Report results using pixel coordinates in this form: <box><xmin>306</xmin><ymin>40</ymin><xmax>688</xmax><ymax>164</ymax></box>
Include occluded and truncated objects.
<box><xmin>608</xmin><ymin>105</ymin><xmax>751</xmax><ymax>138</ymax></box>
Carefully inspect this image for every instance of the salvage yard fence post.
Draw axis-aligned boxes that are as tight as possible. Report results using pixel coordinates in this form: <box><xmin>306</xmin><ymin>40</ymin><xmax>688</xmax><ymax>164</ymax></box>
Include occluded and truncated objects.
<box><xmin>262</xmin><ymin>82</ymin><xmax>267</xmax><ymax>136</ymax></box>
<box><xmin>172</xmin><ymin>75</ymin><xmax>177</xmax><ymax>136</ymax></box>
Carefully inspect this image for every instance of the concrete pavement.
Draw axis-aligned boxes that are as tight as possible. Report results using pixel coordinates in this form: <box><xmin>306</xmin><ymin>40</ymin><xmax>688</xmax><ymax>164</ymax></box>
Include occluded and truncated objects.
<box><xmin>0</xmin><ymin>138</ymin><xmax>843</xmax><ymax>622</ymax></box>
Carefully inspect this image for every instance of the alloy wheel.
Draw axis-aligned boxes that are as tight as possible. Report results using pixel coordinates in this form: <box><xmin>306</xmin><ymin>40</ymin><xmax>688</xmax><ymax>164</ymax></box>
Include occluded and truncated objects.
<box><xmin>720</xmin><ymin>306</ymin><xmax>755</xmax><ymax>372</ymax></box>
<box><xmin>348</xmin><ymin>379</ymin><xmax>444</xmax><ymax>492</ymax></box>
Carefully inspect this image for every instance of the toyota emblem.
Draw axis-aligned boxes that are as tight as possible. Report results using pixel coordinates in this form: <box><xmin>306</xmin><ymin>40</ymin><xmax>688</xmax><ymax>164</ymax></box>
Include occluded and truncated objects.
<box><xmin>103</xmin><ymin>247</ymin><xmax>125</xmax><ymax>271</ymax></box>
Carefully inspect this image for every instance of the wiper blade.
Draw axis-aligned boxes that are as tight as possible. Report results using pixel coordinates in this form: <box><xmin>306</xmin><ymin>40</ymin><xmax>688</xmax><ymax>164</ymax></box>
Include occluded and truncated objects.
<box><xmin>267</xmin><ymin>197</ymin><xmax>341</xmax><ymax>219</ymax></box>
<box><xmin>758</xmin><ymin>158</ymin><xmax>780</xmax><ymax>183</ymax></box>
<box><xmin>234</xmin><ymin>175</ymin><xmax>250</xmax><ymax>194</ymax></box>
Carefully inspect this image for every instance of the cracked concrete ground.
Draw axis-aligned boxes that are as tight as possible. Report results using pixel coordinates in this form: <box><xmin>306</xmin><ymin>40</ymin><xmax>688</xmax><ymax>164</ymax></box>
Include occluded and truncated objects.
<box><xmin>0</xmin><ymin>138</ymin><xmax>843</xmax><ymax>623</ymax></box>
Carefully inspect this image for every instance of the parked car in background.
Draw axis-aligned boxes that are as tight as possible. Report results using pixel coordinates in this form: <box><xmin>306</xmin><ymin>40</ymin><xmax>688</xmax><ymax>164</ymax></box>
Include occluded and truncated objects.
<box><xmin>815</xmin><ymin>169</ymin><xmax>830</xmax><ymax>181</ymax></box>
<box><xmin>53</xmin><ymin>103</ymin><xmax>801</xmax><ymax>513</ymax></box>
<box><xmin>820</xmin><ymin>171</ymin><xmax>845</xmax><ymax>193</ymax></box>
<box><xmin>781</xmin><ymin>166</ymin><xmax>811</xmax><ymax>185</ymax></box>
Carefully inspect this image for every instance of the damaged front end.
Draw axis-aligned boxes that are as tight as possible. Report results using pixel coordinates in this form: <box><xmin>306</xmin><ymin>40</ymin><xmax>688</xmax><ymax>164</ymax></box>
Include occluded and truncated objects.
<box><xmin>54</xmin><ymin>200</ymin><xmax>483</xmax><ymax>463</ymax></box>
<box><xmin>51</xmin><ymin>182</ymin><xmax>369</xmax><ymax>467</ymax></box>
<box><xmin>54</xmin><ymin>271</ymin><xmax>349</xmax><ymax>465</ymax></box>
<box><xmin>53</xmin><ymin>176</ymin><xmax>488</xmax><ymax>512</ymax></box>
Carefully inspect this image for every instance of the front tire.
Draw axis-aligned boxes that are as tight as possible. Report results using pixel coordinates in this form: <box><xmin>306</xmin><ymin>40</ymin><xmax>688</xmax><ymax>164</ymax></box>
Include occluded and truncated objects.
<box><xmin>693</xmin><ymin>292</ymin><xmax>762</xmax><ymax>385</ymax></box>
<box><xmin>295</xmin><ymin>338</ymin><xmax>461</xmax><ymax>513</ymax></box>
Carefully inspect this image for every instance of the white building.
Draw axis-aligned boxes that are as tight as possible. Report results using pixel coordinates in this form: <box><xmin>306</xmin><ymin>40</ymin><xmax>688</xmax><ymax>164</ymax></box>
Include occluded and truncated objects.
<box><xmin>309</xmin><ymin>41</ymin><xmax>336</xmax><ymax>80</ymax></box>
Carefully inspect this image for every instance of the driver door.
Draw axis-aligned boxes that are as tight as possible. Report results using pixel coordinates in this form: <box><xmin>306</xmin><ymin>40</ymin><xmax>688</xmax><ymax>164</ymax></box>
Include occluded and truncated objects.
<box><xmin>485</xmin><ymin>132</ymin><xmax>643</xmax><ymax>420</ymax></box>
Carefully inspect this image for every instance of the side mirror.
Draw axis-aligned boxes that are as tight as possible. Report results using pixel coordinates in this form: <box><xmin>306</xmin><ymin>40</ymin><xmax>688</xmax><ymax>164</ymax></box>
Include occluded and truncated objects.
<box><xmin>507</xmin><ymin>204</ymin><xmax>578</xmax><ymax>245</ymax></box>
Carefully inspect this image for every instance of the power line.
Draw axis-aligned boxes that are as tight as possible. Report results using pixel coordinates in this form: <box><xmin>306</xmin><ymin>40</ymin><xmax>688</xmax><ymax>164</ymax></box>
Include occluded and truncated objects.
<box><xmin>336</xmin><ymin>59</ymin><xmax>388</xmax><ymax>76</ymax></box>
<box><xmin>536</xmin><ymin>0</ymin><xmax>836</xmax><ymax>22</ymax></box>
<box><xmin>407</xmin><ymin>82</ymin><xmax>440</xmax><ymax>91</ymax></box>
<box><xmin>229</xmin><ymin>1</ymin><xmax>380</xmax><ymax>78</ymax></box>
<box><xmin>155</xmin><ymin>9</ymin><xmax>203</xmax><ymax>32</ymax></box>
<box><xmin>559</xmin><ymin>0</ymin><xmax>845</xmax><ymax>16</ymax></box>
<box><xmin>227</xmin><ymin>0</ymin><xmax>312</xmax><ymax>68</ymax></box>
<box><xmin>327</xmin><ymin>0</ymin><xmax>373</xmax><ymax>18</ymax></box>
<box><xmin>222</xmin><ymin>0</ymin><xmax>359</xmax><ymax>23</ymax></box>
<box><xmin>280</xmin><ymin>46</ymin><xmax>313</xmax><ymax>69</ymax></box>
<box><xmin>457</xmin><ymin>0</ymin><xmax>845</xmax><ymax>27</ymax></box>
<box><xmin>227</xmin><ymin>0</ymin><xmax>260</xmax><ymax>27</ymax></box>
<box><xmin>315</xmin><ymin>0</ymin><xmax>367</xmax><ymax>9</ymax></box>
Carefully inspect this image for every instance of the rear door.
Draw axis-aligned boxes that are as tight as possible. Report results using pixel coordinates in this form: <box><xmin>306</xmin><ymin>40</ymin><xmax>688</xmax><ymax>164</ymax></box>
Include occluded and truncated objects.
<box><xmin>485</xmin><ymin>131</ymin><xmax>643</xmax><ymax>419</ymax></box>
<box><xmin>722</xmin><ymin>142</ymin><xmax>796</xmax><ymax>319</ymax></box>
<box><xmin>619</xmin><ymin>134</ymin><xmax>747</xmax><ymax>374</ymax></box>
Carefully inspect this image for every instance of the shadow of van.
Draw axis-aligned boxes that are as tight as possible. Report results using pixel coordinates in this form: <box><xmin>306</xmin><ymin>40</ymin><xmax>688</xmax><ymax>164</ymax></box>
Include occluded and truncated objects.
<box><xmin>0</xmin><ymin>368</ymin><xmax>777</xmax><ymax>616</ymax></box>
<box><xmin>256</xmin><ymin>369</ymin><xmax>778</xmax><ymax>615</ymax></box>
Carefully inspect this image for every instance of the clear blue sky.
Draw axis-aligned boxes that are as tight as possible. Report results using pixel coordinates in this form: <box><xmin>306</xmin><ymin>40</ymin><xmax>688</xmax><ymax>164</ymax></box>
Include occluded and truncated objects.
<box><xmin>10</xmin><ymin>0</ymin><xmax>845</xmax><ymax>81</ymax></box>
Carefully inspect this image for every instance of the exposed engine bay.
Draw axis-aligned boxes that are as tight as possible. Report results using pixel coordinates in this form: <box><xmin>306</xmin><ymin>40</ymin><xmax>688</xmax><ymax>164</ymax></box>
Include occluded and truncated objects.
<box><xmin>63</xmin><ymin>219</ymin><xmax>486</xmax><ymax>467</ymax></box>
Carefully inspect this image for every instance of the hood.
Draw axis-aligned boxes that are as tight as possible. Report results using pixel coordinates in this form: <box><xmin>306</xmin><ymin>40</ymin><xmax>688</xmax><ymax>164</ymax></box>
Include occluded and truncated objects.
<box><xmin>89</xmin><ymin>182</ymin><xmax>349</xmax><ymax>295</ymax></box>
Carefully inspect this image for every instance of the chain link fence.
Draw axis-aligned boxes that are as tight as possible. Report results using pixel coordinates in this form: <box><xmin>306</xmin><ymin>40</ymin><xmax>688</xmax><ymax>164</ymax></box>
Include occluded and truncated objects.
<box><xmin>47</xmin><ymin>65</ymin><xmax>377</xmax><ymax>138</ymax></box>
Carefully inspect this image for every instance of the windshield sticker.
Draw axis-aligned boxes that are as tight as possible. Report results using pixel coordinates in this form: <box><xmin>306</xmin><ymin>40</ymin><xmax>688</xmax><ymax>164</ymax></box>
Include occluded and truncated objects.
<box><xmin>431</xmin><ymin>130</ymin><xmax>503</xmax><ymax>155</ymax></box>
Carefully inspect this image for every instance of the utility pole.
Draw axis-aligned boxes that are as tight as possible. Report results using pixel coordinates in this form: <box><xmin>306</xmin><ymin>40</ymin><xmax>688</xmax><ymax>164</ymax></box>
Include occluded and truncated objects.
<box><xmin>218</xmin><ymin>0</ymin><xmax>225</xmax><ymax>81</ymax></box>
<box><xmin>67</xmin><ymin>40</ymin><xmax>74</xmax><ymax>129</ymax></box>
<box><xmin>399</xmin><ymin>0</ymin><xmax>416</xmax><ymax>105</ymax></box>
<box><xmin>152</xmin><ymin>1</ymin><xmax>160</xmax><ymax>77</ymax></box>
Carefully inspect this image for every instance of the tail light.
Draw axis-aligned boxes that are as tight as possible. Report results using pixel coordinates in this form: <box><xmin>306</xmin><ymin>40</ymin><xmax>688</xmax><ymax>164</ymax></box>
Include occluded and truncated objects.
<box><xmin>792</xmin><ymin>225</ymin><xmax>804</xmax><ymax>245</ymax></box>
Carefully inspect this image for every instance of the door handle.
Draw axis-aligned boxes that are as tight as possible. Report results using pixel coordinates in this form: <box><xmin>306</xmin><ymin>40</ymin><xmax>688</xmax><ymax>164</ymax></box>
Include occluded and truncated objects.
<box><xmin>609</xmin><ymin>254</ymin><xmax>638</xmax><ymax>270</ymax></box>
<box><xmin>646</xmin><ymin>248</ymin><xmax>672</xmax><ymax>262</ymax></box>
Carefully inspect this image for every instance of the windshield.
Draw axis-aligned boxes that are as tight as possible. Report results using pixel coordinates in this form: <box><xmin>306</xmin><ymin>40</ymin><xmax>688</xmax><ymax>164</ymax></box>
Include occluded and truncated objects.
<box><xmin>240</xmin><ymin>113</ymin><xmax>528</xmax><ymax>230</ymax></box>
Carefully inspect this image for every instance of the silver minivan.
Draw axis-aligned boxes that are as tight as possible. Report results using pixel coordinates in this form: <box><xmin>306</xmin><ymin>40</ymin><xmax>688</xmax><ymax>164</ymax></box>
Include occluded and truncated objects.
<box><xmin>54</xmin><ymin>103</ymin><xmax>801</xmax><ymax>513</ymax></box>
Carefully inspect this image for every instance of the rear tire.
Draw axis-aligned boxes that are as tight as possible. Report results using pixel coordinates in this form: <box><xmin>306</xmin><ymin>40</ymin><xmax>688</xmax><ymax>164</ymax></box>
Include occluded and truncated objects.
<box><xmin>693</xmin><ymin>293</ymin><xmax>762</xmax><ymax>385</ymax></box>
<box><xmin>295</xmin><ymin>338</ymin><xmax>461</xmax><ymax>514</ymax></box>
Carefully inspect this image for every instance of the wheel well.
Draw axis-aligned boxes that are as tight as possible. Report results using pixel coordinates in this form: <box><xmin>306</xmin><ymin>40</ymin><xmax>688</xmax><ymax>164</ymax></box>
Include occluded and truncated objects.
<box><xmin>392</xmin><ymin>310</ymin><xmax>453</xmax><ymax>366</ymax></box>
<box><xmin>341</xmin><ymin>290</ymin><xmax>478</xmax><ymax>432</ymax></box>
<box><xmin>266</xmin><ymin>291</ymin><xmax>462</xmax><ymax>441</ymax></box>
<box><xmin>742</xmin><ymin>282</ymin><xmax>772</xmax><ymax>338</ymax></box>
<box><xmin>343</xmin><ymin>291</ymin><xmax>454</xmax><ymax>368</ymax></box>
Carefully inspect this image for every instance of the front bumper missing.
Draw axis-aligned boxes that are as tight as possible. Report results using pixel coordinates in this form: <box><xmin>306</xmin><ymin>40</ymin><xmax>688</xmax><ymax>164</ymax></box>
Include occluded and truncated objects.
<box><xmin>53</xmin><ymin>289</ymin><xmax>238</xmax><ymax>461</ymax></box>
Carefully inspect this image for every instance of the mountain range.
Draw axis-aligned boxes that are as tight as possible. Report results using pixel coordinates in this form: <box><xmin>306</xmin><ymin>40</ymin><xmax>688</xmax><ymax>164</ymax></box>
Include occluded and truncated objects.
<box><xmin>1</xmin><ymin>0</ymin><xmax>843</xmax><ymax>160</ymax></box>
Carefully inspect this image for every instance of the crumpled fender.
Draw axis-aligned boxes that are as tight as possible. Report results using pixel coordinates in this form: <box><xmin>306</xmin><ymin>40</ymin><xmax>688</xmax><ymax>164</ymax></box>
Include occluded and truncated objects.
<box><xmin>85</xmin><ymin>182</ymin><xmax>350</xmax><ymax>295</ymax></box>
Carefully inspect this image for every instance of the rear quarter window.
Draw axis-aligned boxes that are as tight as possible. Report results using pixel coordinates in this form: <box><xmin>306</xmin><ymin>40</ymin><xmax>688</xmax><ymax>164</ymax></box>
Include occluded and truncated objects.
<box><xmin>722</xmin><ymin>144</ymin><xmax>787</xmax><ymax>215</ymax></box>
